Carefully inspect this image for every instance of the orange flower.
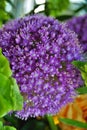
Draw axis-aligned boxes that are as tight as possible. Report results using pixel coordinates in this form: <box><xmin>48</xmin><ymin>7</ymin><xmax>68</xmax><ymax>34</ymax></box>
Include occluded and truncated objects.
<box><xmin>76</xmin><ymin>94</ymin><xmax>87</xmax><ymax>121</ymax></box>
<box><xmin>53</xmin><ymin>94</ymin><xmax>87</xmax><ymax>130</ymax></box>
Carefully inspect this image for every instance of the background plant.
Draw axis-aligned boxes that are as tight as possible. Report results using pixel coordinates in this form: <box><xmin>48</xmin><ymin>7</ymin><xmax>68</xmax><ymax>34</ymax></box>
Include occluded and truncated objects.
<box><xmin>0</xmin><ymin>48</ymin><xmax>23</xmax><ymax>130</ymax></box>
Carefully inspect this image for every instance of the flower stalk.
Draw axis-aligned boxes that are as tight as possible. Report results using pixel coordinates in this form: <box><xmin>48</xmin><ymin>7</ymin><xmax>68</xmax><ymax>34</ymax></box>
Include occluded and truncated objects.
<box><xmin>46</xmin><ymin>115</ymin><xmax>58</xmax><ymax>130</ymax></box>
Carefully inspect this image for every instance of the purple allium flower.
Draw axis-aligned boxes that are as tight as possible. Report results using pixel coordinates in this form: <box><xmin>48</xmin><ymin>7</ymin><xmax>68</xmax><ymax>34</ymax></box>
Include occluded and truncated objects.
<box><xmin>67</xmin><ymin>15</ymin><xmax>87</xmax><ymax>53</ymax></box>
<box><xmin>0</xmin><ymin>15</ymin><xmax>83</xmax><ymax>119</ymax></box>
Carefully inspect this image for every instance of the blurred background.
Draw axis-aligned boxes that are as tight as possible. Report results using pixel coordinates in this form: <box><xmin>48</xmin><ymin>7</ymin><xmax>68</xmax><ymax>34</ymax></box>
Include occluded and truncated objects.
<box><xmin>0</xmin><ymin>0</ymin><xmax>87</xmax><ymax>130</ymax></box>
<box><xmin>0</xmin><ymin>0</ymin><xmax>87</xmax><ymax>26</ymax></box>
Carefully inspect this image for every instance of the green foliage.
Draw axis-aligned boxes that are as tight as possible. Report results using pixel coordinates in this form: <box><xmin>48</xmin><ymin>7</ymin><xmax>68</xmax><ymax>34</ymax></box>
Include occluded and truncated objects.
<box><xmin>0</xmin><ymin>0</ymin><xmax>8</xmax><ymax>25</ymax></box>
<box><xmin>72</xmin><ymin>60</ymin><xmax>87</xmax><ymax>86</ymax></box>
<box><xmin>0</xmin><ymin>0</ymin><xmax>14</xmax><ymax>27</ymax></box>
<box><xmin>0</xmin><ymin>48</ymin><xmax>23</xmax><ymax>118</ymax></box>
<box><xmin>72</xmin><ymin>1</ymin><xmax>87</xmax><ymax>15</ymax></box>
<box><xmin>21</xmin><ymin>119</ymin><xmax>46</xmax><ymax>130</ymax></box>
<box><xmin>76</xmin><ymin>86</ymin><xmax>87</xmax><ymax>94</ymax></box>
<box><xmin>0</xmin><ymin>1</ymin><xmax>5</xmax><ymax>9</ymax></box>
<box><xmin>0</xmin><ymin>49</ymin><xmax>12</xmax><ymax>77</ymax></box>
<box><xmin>45</xmin><ymin>0</ymin><xmax>70</xmax><ymax>17</ymax></box>
<box><xmin>59</xmin><ymin>118</ymin><xmax>87</xmax><ymax>128</ymax></box>
<box><xmin>4</xmin><ymin>115</ymin><xmax>19</xmax><ymax>129</ymax></box>
<box><xmin>0</xmin><ymin>10</ymin><xmax>10</xmax><ymax>27</ymax></box>
<box><xmin>46</xmin><ymin>115</ymin><xmax>57</xmax><ymax>130</ymax></box>
<box><xmin>0</xmin><ymin>121</ymin><xmax>16</xmax><ymax>130</ymax></box>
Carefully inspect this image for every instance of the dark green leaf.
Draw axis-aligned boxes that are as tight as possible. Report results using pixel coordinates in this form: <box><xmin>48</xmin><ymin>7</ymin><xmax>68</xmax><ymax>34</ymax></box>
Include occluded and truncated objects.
<box><xmin>59</xmin><ymin>118</ymin><xmax>87</xmax><ymax>128</ymax></box>
<box><xmin>56</xmin><ymin>15</ymin><xmax>73</xmax><ymax>21</ymax></box>
<box><xmin>74</xmin><ymin>4</ymin><xmax>86</xmax><ymax>13</ymax></box>
<box><xmin>76</xmin><ymin>86</ymin><xmax>87</xmax><ymax>94</ymax></box>
<box><xmin>72</xmin><ymin>60</ymin><xmax>87</xmax><ymax>71</ymax></box>
<box><xmin>4</xmin><ymin>114</ymin><xmax>19</xmax><ymax>128</ymax></box>
<box><xmin>21</xmin><ymin>119</ymin><xmax>46</xmax><ymax>130</ymax></box>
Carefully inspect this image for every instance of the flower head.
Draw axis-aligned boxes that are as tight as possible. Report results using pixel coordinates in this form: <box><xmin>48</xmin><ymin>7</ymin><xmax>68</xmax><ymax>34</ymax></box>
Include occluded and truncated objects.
<box><xmin>0</xmin><ymin>15</ymin><xmax>83</xmax><ymax>119</ymax></box>
<box><xmin>67</xmin><ymin>15</ymin><xmax>87</xmax><ymax>53</ymax></box>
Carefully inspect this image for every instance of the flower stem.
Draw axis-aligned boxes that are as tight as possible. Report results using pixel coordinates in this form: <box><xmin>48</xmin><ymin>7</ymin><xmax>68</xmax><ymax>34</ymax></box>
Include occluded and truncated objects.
<box><xmin>46</xmin><ymin>115</ymin><xmax>58</xmax><ymax>130</ymax></box>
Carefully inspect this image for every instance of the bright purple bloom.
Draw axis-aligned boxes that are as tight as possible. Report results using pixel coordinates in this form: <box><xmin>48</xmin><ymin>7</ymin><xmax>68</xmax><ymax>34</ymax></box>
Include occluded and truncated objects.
<box><xmin>0</xmin><ymin>15</ymin><xmax>83</xmax><ymax>119</ymax></box>
<box><xmin>67</xmin><ymin>15</ymin><xmax>87</xmax><ymax>53</ymax></box>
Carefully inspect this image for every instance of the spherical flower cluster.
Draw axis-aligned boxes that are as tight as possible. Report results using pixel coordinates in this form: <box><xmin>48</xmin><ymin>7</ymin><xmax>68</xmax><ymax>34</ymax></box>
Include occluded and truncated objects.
<box><xmin>0</xmin><ymin>15</ymin><xmax>83</xmax><ymax>119</ymax></box>
<box><xmin>67</xmin><ymin>15</ymin><xmax>87</xmax><ymax>53</ymax></box>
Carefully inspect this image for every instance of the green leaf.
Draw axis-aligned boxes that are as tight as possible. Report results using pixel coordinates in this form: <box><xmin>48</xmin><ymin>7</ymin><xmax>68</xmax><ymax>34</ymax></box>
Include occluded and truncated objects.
<box><xmin>4</xmin><ymin>126</ymin><xmax>16</xmax><ymax>130</ymax></box>
<box><xmin>0</xmin><ymin>121</ymin><xmax>16</xmax><ymax>130</ymax></box>
<box><xmin>4</xmin><ymin>114</ymin><xmax>19</xmax><ymax>128</ymax></box>
<box><xmin>0</xmin><ymin>0</ymin><xmax>12</xmax><ymax>26</ymax></box>
<box><xmin>46</xmin><ymin>115</ymin><xmax>58</xmax><ymax>130</ymax></box>
<box><xmin>0</xmin><ymin>0</ymin><xmax>5</xmax><ymax>9</ymax></box>
<box><xmin>59</xmin><ymin>118</ymin><xmax>87</xmax><ymax>128</ymax></box>
<box><xmin>56</xmin><ymin>15</ymin><xmax>73</xmax><ymax>21</ymax></box>
<box><xmin>76</xmin><ymin>86</ymin><xmax>87</xmax><ymax>94</ymax></box>
<box><xmin>45</xmin><ymin>0</ymin><xmax>70</xmax><ymax>17</ymax></box>
<box><xmin>72</xmin><ymin>60</ymin><xmax>87</xmax><ymax>71</ymax></box>
<box><xmin>0</xmin><ymin>73</ymin><xmax>23</xmax><ymax>117</ymax></box>
<box><xmin>9</xmin><ymin>77</ymin><xmax>23</xmax><ymax>110</ymax></box>
<box><xmin>0</xmin><ymin>73</ymin><xmax>14</xmax><ymax>117</ymax></box>
<box><xmin>0</xmin><ymin>48</ymin><xmax>23</xmax><ymax>117</ymax></box>
<box><xmin>72</xmin><ymin>61</ymin><xmax>87</xmax><ymax>86</ymax></box>
<box><xmin>0</xmin><ymin>121</ymin><xmax>3</xmax><ymax>128</ymax></box>
<box><xmin>0</xmin><ymin>48</ymin><xmax>12</xmax><ymax>77</ymax></box>
<box><xmin>21</xmin><ymin>119</ymin><xmax>46</xmax><ymax>130</ymax></box>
